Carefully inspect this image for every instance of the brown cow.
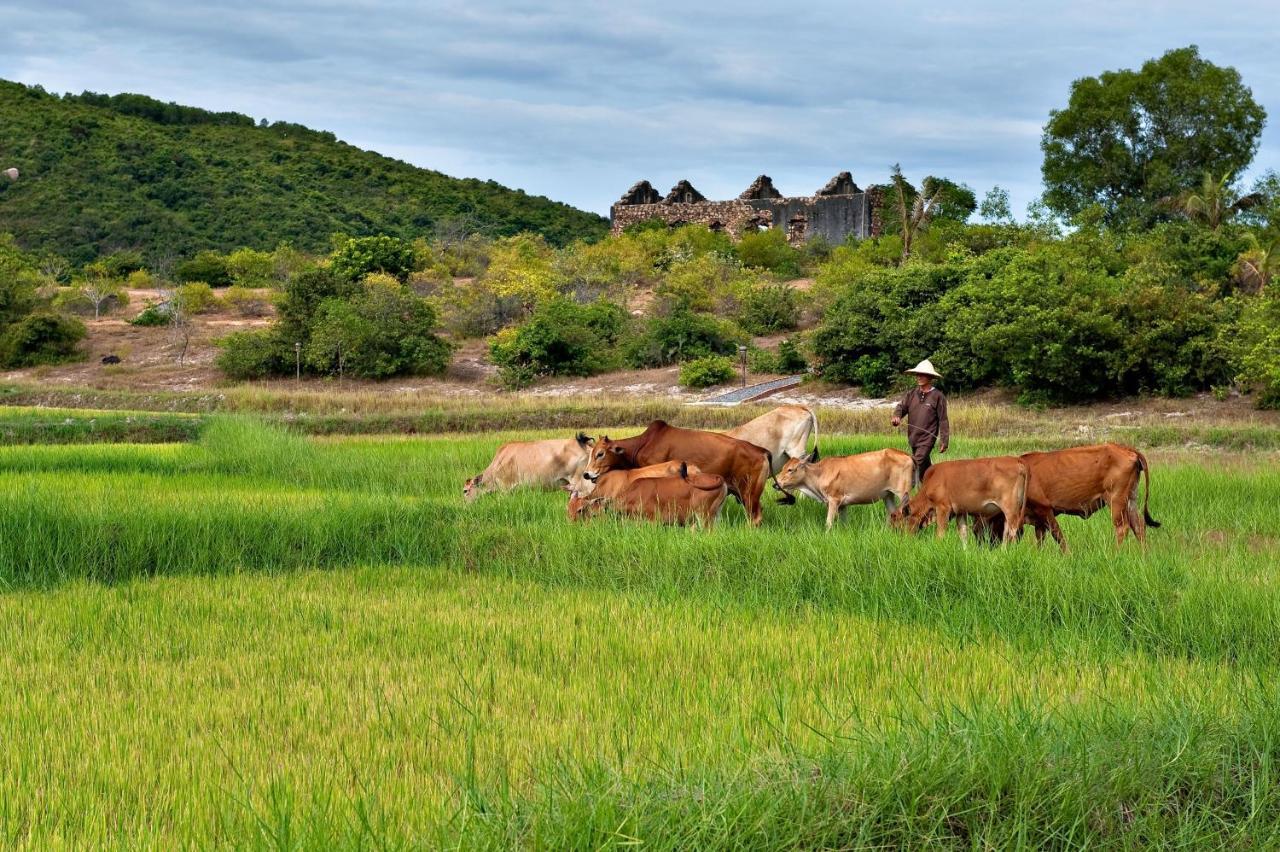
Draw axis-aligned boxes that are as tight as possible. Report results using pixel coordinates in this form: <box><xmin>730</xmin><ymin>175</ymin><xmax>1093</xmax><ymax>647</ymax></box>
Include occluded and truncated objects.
<box><xmin>464</xmin><ymin>433</ymin><xmax>593</xmax><ymax>502</ymax></box>
<box><xmin>977</xmin><ymin>443</ymin><xmax>1159</xmax><ymax>550</ymax></box>
<box><xmin>892</xmin><ymin>457</ymin><xmax>1028</xmax><ymax>545</ymax></box>
<box><xmin>726</xmin><ymin>405</ymin><xmax>818</xmax><ymax>504</ymax></box>
<box><xmin>774</xmin><ymin>448</ymin><xmax>914</xmax><ymax>530</ymax></box>
<box><xmin>582</xmin><ymin>420</ymin><xmax>772</xmax><ymax>525</ymax></box>
<box><xmin>567</xmin><ymin>461</ymin><xmax>702</xmax><ymax>520</ymax></box>
<box><xmin>571</xmin><ymin>463</ymin><xmax>729</xmax><ymax>527</ymax></box>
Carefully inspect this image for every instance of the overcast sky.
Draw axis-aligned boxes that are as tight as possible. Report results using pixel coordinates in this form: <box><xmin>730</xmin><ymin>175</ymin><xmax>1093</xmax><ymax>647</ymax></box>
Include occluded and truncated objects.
<box><xmin>3</xmin><ymin>2</ymin><xmax>1278</xmax><ymax>218</ymax></box>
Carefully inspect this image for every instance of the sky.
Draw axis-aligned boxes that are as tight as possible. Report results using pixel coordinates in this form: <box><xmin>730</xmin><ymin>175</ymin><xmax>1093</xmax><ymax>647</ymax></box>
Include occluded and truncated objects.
<box><xmin>3</xmin><ymin>1</ymin><xmax>1278</xmax><ymax>218</ymax></box>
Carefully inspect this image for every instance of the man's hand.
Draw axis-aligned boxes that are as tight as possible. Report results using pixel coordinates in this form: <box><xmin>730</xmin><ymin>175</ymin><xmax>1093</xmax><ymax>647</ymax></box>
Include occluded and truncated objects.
<box><xmin>891</xmin><ymin>416</ymin><xmax>901</xmax><ymax>427</ymax></box>
<box><xmin>939</xmin><ymin>443</ymin><xmax>948</xmax><ymax>454</ymax></box>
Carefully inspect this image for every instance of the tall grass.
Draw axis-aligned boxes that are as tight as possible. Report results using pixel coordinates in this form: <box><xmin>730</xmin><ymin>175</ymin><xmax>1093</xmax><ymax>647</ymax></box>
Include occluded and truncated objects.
<box><xmin>1</xmin><ymin>418</ymin><xmax>1278</xmax><ymax>846</ymax></box>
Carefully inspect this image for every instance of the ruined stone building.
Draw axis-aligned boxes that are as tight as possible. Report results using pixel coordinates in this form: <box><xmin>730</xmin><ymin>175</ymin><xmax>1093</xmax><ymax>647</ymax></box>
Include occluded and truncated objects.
<box><xmin>609</xmin><ymin>172</ymin><xmax>882</xmax><ymax>245</ymax></box>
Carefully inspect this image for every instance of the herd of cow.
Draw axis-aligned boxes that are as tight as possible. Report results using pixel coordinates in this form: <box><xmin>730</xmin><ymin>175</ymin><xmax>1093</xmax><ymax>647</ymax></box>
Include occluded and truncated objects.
<box><xmin>462</xmin><ymin>405</ymin><xmax>1160</xmax><ymax>550</ymax></box>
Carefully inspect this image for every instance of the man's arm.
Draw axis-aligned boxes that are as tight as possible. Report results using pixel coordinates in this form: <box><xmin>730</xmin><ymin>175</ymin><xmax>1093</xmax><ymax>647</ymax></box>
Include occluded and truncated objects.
<box><xmin>937</xmin><ymin>393</ymin><xmax>950</xmax><ymax>451</ymax></box>
<box><xmin>891</xmin><ymin>391</ymin><xmax>909</xmax><ymax>426</ymax></box>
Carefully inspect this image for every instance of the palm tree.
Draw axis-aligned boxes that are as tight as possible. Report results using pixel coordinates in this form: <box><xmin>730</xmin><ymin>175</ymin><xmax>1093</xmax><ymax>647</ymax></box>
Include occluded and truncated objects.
<box><xmin>891</xmin><ymin>164</ymin><xmax>946</xmax><ymax>262</ymax></box>
<box><xmin>1234</xmin><ymin>231</ymin><xmax>1280</xmax><ymax>294</ymax></box>
<box><xmin>1171</xmin><ymin>170</ymin><xmax>1261</xmax><ymax>230</ymax></box>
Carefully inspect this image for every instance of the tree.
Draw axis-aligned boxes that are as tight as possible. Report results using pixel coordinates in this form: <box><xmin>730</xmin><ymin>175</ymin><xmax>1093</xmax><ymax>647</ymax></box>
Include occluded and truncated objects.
<box><xmin>329</xmin><ymin>235</ymin><xmax>416</xmax><ymax>282</ymax></box>
<box><xmin>61</xmin><ymin>270</ymin><xmax>128</xmax><ymax>319</ymax></box>
<box><xmin>1167</xmin><ymin>170</ymin><xmax>1262</xmax><ymax>231</ymax></box>
<box><xmin>1042</xmin><ymin>46</ymin><xmax>1266</xmax><ymax>225</ymax></box>
<box><xmin>1234</xmin><ymin>231</ymin><xmax>1280</xmax><ymax>294</ymax></box>
<box><xmin>890</xmin><ymin>165</ymin><xmax>947</xmax><ymax>263</ymax></box>
<box><xmin>978</xmin><ymin>186</ymin><xmax>1013</xmax><ymax>223</ymax></box>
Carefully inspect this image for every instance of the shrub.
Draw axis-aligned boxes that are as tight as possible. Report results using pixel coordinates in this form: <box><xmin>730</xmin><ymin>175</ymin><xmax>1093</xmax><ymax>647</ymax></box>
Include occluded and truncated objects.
<box><xmin>304</xmin><ymin>277</ymin><xmax>452</xmax><ymax>379</ymax></box>
<box><xmin>216</xmin><ymin>330</ymin><xmax>292</xmax><ymax>379</ymax></box>
<box><xmin>680</xmin><ymin>355</ymin><xmax>736</xmax><ymax>388</ymax></box>
<box><xmin>175</xmin><ymin>250</ymin><xmax>232</xmax><ymax>287</ymax></box>
<box><xmin>329</xmin><ymin>235</ymin><xmax>416</xmax><ymax>282</ymax></box>
<box><xmin>176</xmin><ymin>282</ymin><xmax>220</xmax><ymax>314</ymax></box>
<box><xmin>747</xmin><ymin>348</ymin><xmax>781</xmax><ymax>374</ymax></box>
<box><xmin>737</xmin><ymin>228</ymin><xmax>802</xmax><ymax>276</ymax></box>
<box><xmin>736</xmin><ymin>281</ymin><xmax>800</xmax><ymax>334</ymax></box>
<box><xmin>624</xmin><ymin>308</ymin><xmax>746</xmax><ymax>368</ymax></box>
<box><xmin>655</xmin><ymin>254</ymin><xmax>738</xmax><ymax>313</ymax></box>
<box><xmin>130</xmin><ymin>302</ymin><xmax>171</xmax><ymax>326</ymax></box>
<box><xmin>489</xmin><ymin>298</ymin><xmax>623</xmax><ymax>388</ymax></box>
<box><xmin>0</xmin><ymin>312</ymin><xmax>84</xmax><ymax>367</ymax></box>
<box><xmin>1227</xmin><ymin>292</ymin><xmax>1280</xmax><ymax>407</ymax></box>
<box><xmin>225</xmin><ymin>248</ymin><xmax>277</xmax><ymax>288</ymax></box>
<box><xmin>223</xmin><ymin>285</ymin><xmax>271</xmax><ymax>317</ymax></box>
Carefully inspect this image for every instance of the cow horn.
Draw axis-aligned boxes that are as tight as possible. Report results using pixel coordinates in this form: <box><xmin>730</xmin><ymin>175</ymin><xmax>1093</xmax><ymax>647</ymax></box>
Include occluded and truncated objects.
<box><xmin>806</xmin><ymin>449</ymin><xmax>819</xmax><ymax>463</ymax></box>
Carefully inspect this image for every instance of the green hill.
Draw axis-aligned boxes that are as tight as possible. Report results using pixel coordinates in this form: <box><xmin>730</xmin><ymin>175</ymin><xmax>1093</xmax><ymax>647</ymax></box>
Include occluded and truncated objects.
<box><xmin>0</xmin><ymin>81</ymin><xmax>607</xmax><ymax>265</ymax></box>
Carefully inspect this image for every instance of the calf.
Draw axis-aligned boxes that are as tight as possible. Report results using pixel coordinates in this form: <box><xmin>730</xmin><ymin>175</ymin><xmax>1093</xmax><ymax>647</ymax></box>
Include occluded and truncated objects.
<box><xmin>892</xmin><ymin>457</ymin><xmax>1028</xmax><ymax>545</ymax></box>
<box><xmin>567</xmin><ymin>461</ymin><xmax>701</xmax><ymax>520</ymax></box>
<box><xmin>464</xmin><ymin>433</ymin><xmax>593</xmax><ymax>502</ymax></box>
<box><xmin>774</xmin><ymin>448</ymin><xmax>914</xmax><ymax>530</ymax></box>
<box><xmin>572</xmin><ymin>463</ymin><xmax>728</xmax><ymax>528</ymax></box>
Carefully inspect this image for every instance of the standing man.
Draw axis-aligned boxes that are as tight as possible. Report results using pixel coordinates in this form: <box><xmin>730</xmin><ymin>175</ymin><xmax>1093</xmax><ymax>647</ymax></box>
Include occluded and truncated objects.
<box><xmin>890</xmin><ymin>359</ymin><xmax>949</xmax><ymax>485</ymax></box>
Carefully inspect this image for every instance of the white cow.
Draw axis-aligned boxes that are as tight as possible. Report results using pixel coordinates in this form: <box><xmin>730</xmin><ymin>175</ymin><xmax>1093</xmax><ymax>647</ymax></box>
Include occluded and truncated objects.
<box><xmin>726</xmin><ymin>405</ymin><xmax>818</xmax><ymax>504</ymax></box>
<box><xmin>464</xmin><ymin>434</ymin><xmax>593</xmax><ymax>502</ymax></box>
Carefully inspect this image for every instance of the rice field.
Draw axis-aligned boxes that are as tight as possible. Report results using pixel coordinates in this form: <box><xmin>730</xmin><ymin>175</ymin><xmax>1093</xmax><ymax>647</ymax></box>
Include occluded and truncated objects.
<box><xmin>2</xmin><ymin>416</ymin><xmax>1280</xmax><ymax>848</ymax></box>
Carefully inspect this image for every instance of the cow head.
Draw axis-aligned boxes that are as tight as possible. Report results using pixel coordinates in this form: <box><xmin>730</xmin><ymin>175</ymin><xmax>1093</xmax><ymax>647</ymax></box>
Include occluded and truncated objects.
<box><xmin>567</xmin><ymin>493</ymin><xmax>607</xmax><ymax>521</ymax></box>
<box><xmin>462</xmin><ymin>473</ymin><xmax>483</xmax><ymax>503</ymax></box>
<box><xmin>775</xmin><ymin>456</ymin><xmax>811</xmax><ymax>492</ymax></box>
<box><xmin>889</xmin><ymin>497</ymin><xmax>934</xmax><ymax>533</ymax></box>
<box><xmin>581</xmin><ymin>435</ymin><xmax>634</xmax><ymax>483</ymax></box>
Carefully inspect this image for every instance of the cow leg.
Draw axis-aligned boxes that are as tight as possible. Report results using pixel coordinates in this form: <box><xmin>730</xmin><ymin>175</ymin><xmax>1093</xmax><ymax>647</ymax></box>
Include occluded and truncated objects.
<box><xmin>1111</xmin><ymin>500</ymin><xmax>1128</xmax><ymax>546</ymax></box>
<box><xmin>958</xmin><ymin>517</ymin><xmax>970</xmax><ymax>546</ymax></box>
<box><xmin>1046</xmin><ymin>514</ymin><xmax>1068</xmax><ymax>553</ymax></box>
<box><xmin>882</xmin><ymin>492</ymin><xmax>899</xmax><ymax>522</ymax></box>
<box><xmin>934</xmin><ymin>506</ymin><xmax>951</xmax><ymax>540</ymax></box>
<box><xmin>1127</xmin><ymin>488</ymin><xmax>1147</xmax><ymax>545</ymax></box>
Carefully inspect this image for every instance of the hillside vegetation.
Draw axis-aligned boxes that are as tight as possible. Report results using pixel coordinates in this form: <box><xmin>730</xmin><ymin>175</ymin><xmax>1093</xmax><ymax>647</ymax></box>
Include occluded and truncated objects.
<box><xmin>0</xmin><ymin>81</ymin><xmax>607</xmax><ymax>264</ymax></box>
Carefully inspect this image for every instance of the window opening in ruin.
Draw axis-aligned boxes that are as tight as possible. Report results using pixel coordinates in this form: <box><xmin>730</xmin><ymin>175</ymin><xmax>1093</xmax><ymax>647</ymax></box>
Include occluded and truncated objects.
<box><xmin>787</xmin><ymin>214</ymin><xmax>808</xmax><ymax>243</ymax></box>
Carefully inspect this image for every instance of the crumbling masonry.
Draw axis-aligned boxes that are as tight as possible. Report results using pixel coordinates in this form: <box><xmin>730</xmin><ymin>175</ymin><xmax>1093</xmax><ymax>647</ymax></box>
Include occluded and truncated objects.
<box><xmin>609</xmin><ymin>172</ymin><xmax>881</xmax><ymax>245</ymax></box>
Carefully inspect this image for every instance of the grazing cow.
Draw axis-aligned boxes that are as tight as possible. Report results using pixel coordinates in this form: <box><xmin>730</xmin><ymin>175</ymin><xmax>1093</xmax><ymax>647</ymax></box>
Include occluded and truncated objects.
<box><xmin>572</xmin><ymin>463</ymin><xmax>728</xmax><ymax>527</ymax></box>
<box><xmin>567</xmin><ymin>460</ymin><xmax>703</xmax><ymax>520</ymax></box>
<box><xmin>976</xmin><ymin>443</ymin><xmax>1160</xmax><ymax>550</ymax></box>
<box><xmin>774</xmin><ymin>448</ymin><xmax>914</xmax><ymax>530</ymax></box>
<box><xmin>582</xmin><ymin>420</ymin><xmax>772</xmax><ymax>525</ymax></box>
<box><xmin>464</xmin><ymin>433</ymin><xmax>593</xmax><ymax>502</ymax></box>
<box><xmin>892</xmin><ymin>457</ymin><xmax>1028</xmax><ymax>545</ymax></box>
<box><xmin>726</xmin><ymin>405</ymin><xmax>818</xmax><ymax>504</ymax></box>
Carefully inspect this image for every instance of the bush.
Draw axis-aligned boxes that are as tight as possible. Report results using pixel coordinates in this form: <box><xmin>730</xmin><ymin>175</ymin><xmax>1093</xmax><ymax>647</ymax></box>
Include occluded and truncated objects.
<box><xmin>0</xmin><ymin>312</ymin><xmax>84</xmax><ymax>367</ymax></box>
<box><xmin>655</xmin><ymin>254</ymin><xmax>738</xmax><ymax>313</ymax></box>
<box><xmin>748</xmin><ymin>338</ymin><xmax>808</xmax><ymax>374</ymax></box>
<box><xmin>176</xmin><ymin>250</ymin><xmax>232</xmax><ymax>287</ymax></box>
<box><xmin>737</xmin><ymin>281</ymin><xmax>800</xmax><ymax>334</ymax></box>
<box><xmin>216</xmin><ymin>330</ymin><xmax>292</xmax><ymax>379</ymax></box>
<box><xmin>680</xmin><ymin>355</ymin><xmax>736</xmax><ymax>388</ymax></box>
<box><xmin>489</xmin><ymin>298</ymin><xmax>624</xmax><ymax>388</ymax></box>
<box><xmin>223</xmin><ymin>285</ymin><xmax>271</xmax><ymax>317</ymax></box>
<box><xmin>737</xmin><ymin>228</ymin><xmax>802</xmax><ymax>276</ymax></box>
<box><xmin>304</xmin><ymin>277</ymin><xmax>452</xmax><ymax>378</ymax></box>
<box><xmin>1227</xmin><ymin>292</ymin><xmax>1280</xmax><ymax>407</ymax></box>
<box><xmin>130</xmin><ymin>302</ymin><xmax>171</xmax><ymax>326</ymax></box>
<box><xmin>624</xmin><ymin>308</ymin><xmax>746</xmax><ymax>368</ymax></box>
<box><xmin>329</xmin><ymin>235</ymin><xmax>416</xmax><ymax>282</ymax></box>
<box><xmin>176</xmin><ymin>282</ymin><xmax>220</xmax><ymax>314</ymax></box>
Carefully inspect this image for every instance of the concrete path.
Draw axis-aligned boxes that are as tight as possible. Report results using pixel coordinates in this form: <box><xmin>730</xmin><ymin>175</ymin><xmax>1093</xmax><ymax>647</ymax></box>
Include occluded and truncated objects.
<box><xmin>688</xmin><ymin>375</ymin><xmax>805</xmax><ymax>407</ymax></box>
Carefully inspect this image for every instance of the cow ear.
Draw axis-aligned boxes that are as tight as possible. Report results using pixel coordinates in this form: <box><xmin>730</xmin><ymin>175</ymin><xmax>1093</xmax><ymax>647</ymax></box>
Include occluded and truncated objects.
<box><xmin>611</xmin><ymin>446</ymin><xmax>625</xmax><ymax>455</ymax></box>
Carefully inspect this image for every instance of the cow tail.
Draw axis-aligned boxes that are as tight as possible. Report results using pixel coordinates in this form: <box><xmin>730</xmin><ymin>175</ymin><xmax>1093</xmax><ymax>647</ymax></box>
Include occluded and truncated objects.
<box><xmin>807</xmin><ymin>407</ymin><xmax>820</xmax><ymax>460</ymax></box>
<box><xmin>1012</xmin><ymin>464</ymin><xmax>1029</xmax><ymax>531</ymax></box>
<box><xmin>1137</xmin><ymin>451</ymin><xmax>1160</xmax><ymax>528</ymax></box>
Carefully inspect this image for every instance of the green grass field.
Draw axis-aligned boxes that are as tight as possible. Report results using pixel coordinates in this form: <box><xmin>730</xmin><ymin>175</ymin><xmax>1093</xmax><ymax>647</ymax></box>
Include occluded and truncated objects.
<box><xmin>2</xmin><ymin>416</ymin><xmax>1279</xmax><ymax>848</ymax></box>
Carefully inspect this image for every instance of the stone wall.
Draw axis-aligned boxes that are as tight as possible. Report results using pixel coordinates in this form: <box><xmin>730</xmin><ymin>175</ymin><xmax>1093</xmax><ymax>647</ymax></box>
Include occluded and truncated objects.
<box><xmin>609</xmin><ymin>174</ymin><xmax>879</xmax><ymax>245</ymax></box>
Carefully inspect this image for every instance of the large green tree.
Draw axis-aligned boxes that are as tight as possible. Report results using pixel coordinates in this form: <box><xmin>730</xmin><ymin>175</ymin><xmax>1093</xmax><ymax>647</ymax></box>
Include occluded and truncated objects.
<box><xmin>1041</xmin><ymin>46</ymin><xmax>1266</xmax><ymax>225</ymax></box>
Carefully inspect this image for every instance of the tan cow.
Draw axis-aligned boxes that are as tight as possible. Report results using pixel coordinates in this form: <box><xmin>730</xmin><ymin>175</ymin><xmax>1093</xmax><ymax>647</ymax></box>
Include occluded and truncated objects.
<box><xmin>726</xmin><ymin>405</ymin><xmax>818</xmax><ymax>503</ymax></box>
<box><xmin>464</xmin><ymin>433</ymin><xmax>593</xmax><ymax>502</ymax></box>
<box><xmin>975</xmin><ymin>443</ymin><xmax>1159</xmax><ymax>549</ymax></box>
<box><xmin>571</xmin><ymin>463</ymin><xmax>728</xmax><ymax>528</ymax></box>
<box><xmin>774</xmin><ymin>448</ymin><xmax>914</xmax><ymax>530</ymax></box>
<box><xmin>892</xmin><ymin>457</ymin><xmax>1028</xmax><ymax>545</ymax></box>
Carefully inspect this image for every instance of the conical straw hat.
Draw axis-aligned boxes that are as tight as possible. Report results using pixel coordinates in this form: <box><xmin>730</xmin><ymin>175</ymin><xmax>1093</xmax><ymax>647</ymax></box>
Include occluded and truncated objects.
<box><xmin>904</xmin><ymin>358</ymin><xmax>942</xmax><ymax>378</ymax></box>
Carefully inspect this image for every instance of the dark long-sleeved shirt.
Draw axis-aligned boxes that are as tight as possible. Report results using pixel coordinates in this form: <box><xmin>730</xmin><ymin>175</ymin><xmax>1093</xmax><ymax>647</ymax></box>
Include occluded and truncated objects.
<box><xmin>894</xmin><ymin>387</ymin><xmax>949</xmax><ymax>447</ymax></box>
